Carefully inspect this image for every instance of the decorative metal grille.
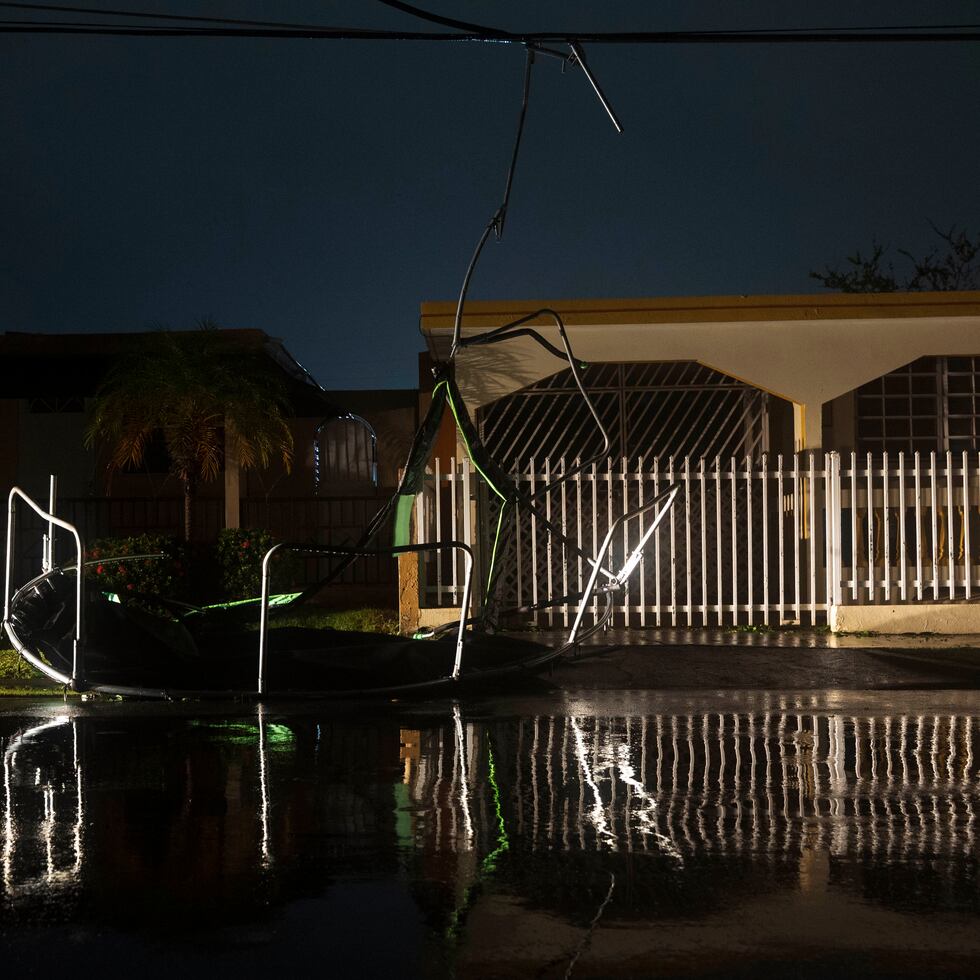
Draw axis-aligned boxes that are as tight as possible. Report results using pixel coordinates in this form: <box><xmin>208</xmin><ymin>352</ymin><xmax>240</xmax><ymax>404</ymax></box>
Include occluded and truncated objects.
<box><xmin>478</xmin><ymin>361</ymin><xmax>769</xmax><ymax>466</ymax></box>
<box><xmin>857</xmin><ymin>355</ymin><xmax>980</xmax><ymax>455</ymax></box>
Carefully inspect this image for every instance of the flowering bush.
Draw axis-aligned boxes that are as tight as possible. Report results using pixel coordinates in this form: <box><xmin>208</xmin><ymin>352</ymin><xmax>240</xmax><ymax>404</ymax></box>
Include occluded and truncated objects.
<box><xmin>85</xmin><ymin>533</ymin><xmax>190</xmax><ymax>600</ymax></box>
<box><xmin>213</xmin><ymin>527</ymin><xmax>296</xmax><ymax>601</ymax></box>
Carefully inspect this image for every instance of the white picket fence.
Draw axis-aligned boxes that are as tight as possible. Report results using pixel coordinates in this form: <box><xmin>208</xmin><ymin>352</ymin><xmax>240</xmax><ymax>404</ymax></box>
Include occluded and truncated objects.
<box><xmin>415</xmin><ymin>451</ymin><xmax>980</xmax><ymax>627</ymax></box>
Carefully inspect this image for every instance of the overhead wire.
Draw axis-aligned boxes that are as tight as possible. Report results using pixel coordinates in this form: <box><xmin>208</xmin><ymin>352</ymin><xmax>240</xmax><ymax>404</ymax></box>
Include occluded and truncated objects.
<box><xmin>0</xmin><ymin>1</ymin><xmax>334</xmax><ymax>29</ymax></box>
<box><xmin>0</xmin><ymin>3</ymin><xmax>979</xmax><ymax>42</ymax></box>
<box><xmin>3</xmin><ymin>25</ymin><xmax>980</xmax><ymax>42</ymax></box>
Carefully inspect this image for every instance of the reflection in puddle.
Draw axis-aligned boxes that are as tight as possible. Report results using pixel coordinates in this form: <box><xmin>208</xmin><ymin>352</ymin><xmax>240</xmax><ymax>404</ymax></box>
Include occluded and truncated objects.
<box><xmin>1</xmin><ymin>698</ymin><xmax>979</xmax><ymax>975</ymax></box>
<box><xmin>400</xmin><ymin>708</ymin><xmax>978</xmax><ymax>864</ymax></box>
<box><xmin>3</xmin><ymin>715</ymin><xmax>83</xmax><ymax>900</ymax></box>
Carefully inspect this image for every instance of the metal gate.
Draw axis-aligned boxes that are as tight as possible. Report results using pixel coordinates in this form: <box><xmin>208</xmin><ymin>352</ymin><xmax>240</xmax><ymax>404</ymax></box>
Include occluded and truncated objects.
<box><xmin>478</xmin><ymin>361</ymin><xmax>769</xmax><ymax>464</ymax></box>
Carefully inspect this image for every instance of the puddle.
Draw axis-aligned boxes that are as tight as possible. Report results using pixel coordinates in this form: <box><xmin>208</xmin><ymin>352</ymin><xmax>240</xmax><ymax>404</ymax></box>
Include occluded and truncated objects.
<box><xmin>2</xmin><ymin>693</ymin><xmax>979</xmax><ymax>977</ymax></box>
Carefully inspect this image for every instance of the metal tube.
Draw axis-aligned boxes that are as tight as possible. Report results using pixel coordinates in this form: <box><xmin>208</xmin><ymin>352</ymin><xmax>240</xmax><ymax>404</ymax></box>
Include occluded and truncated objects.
<box><xmin>964</xmin><ymin>451</ymin><xmax>972</xmax><ymax>600</ymax></box>
<box><xmin>866</xmin><ymin>451</ymin><xmax>875</xmax><ymax>603</ymax></box>
<box><xmin>699</xmin><ymin>457</ymin><xmax>707</xmax><ymax>626</ymax></box>
<box><xmin>452</xmin><ymin>546</ymin><xmax>474</xmax><ymax>679</ymax></box>
<box><xmin>777</xmin><ymin>454</ymin><xmax>784</xmax><ymax>625</ymax></box>
<box><xmin>669</xmin><ymin>456</ymin><xmax>677</xmax><ymax>626</ymax></box>
<box><xmin>45</xmin><ymin>475</ymin><xmax>57</xmax><ymax>572</ymax></box>
<box><xmin>3</xmin><ymin>492</ymin><xmax>15</xmax><ymax>628</ymax></box>
<box><xmin>931</xmin><ymin>451</ymin><xmax>939</xmax><ymax>600</ymax></box>
<box><xmin>567</xmin><ymin>483</ymin><xmax>678</xmax><ymax>644</ymax></box>
<box><xmin>715</xmin><ymin>456</ymin><xmax>721</xmax><ymax>625</ymax></box>
<box><xmin>568</xmin><ymin>42</ymin><xmax>624</xmax><ymax>132</ymax></box>
<box><xmin>793</xmin><ymin>454</ymin><xmax>800</xmax><ymax>623</ymax></box>
<box><xmin>258</xmin><ymin>542</ymin><xmax>286</xmax><ymax>694</ymax></box>
<box><xmin>5</xmin><ymin>486</ymin><xmax>85</xmax><ymax>688</ymax></box>
<box><xmin>746</xmin><ymin>455</ymin><xmax>753</xmax><ymax>625</ymax></box>
<box><xmin>435</xmin><ymin>456</ymin><xmax>442</xmax><ymax>604</ymax></box>
<box><xmin>947</xmin><ymin>450</ymin><xmax>955</xmax><ymax>600</ymax></box>
<box><xmin>899</xmin><ymin>451</ymin><xmax>907</xmax><ymax>601</ymax></box>
<box><xmin>762</xmin><ymin>453</ymin><xmax>769</xmax><ymax>625</ymax></box>
<box><xmin>684</xmin><ymin>457</ymin><xmax>692</xmax><ymax>626</ymax></box>
<box><xmin>914</xmin><ymin>452</ymin><xmax>923</xmax><ymax>601</ymax></box>
<box><xmin>883</xmin><ymin>451</ymin><xmax>891</xmax><ymax>602</ymax></box>
<box><xmin>809</xmin><ymin>453</ymin><xmax>817</xmax><ymax>623</ymax></box>
<box><xmin>851</xmin><ymin>452</ymin><xmax>858</xmax><ymax>601</ymax></box>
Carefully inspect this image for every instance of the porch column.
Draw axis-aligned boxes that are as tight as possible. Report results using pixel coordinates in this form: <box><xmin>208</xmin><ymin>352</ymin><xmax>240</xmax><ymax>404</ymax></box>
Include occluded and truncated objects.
<box><xmin>793</xmin><ymin>402</ymin><xmax>823</xmax><ymax>452</ymax></box>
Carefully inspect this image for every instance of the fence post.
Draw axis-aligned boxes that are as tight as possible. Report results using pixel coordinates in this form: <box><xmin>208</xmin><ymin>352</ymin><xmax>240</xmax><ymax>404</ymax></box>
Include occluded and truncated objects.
<box><xmin>826</xmin><ymin>452</ymin><xmax>842</xmax><ymax>610</ymax></box>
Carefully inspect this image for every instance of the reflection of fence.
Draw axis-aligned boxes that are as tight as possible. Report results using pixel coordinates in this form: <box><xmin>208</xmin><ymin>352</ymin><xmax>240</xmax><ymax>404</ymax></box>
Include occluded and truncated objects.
<box><xmin>406</xmin><ymin>710</ymin><xmax>980</xmax><ymax>858</ymax></box>
<box><xmin>416</xmin><ymin>452</ymin><xmax>980</xmax><ymax>626</ymax></box>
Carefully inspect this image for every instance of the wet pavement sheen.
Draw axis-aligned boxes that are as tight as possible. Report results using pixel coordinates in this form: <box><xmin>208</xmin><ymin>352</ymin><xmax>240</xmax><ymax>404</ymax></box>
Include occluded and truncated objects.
<box><xmin>2</xmin><ymin>691</ymin><xmax>979</xmax><ymax>978</ymax></box>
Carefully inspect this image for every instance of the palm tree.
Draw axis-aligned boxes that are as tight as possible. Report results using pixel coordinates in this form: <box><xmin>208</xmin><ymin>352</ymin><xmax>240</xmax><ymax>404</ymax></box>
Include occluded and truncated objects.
<box><xmin>85</xmin><ymin>323</ymin><xmax>294</xmax><ymax>540</ymax></box>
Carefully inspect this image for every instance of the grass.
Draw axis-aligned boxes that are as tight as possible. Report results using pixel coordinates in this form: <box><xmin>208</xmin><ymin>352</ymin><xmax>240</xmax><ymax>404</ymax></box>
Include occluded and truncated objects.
<box><xmin>266</xmin><ymin>606</ymin><xmax>399</xmax><ymax>634</ymax></box>
<box><xmin>0</xmin><ymin>645</ymin><xmax>42</xmax><ymax>680</ymax></box>
<box><xmin>0</xmin><ymin>645</ymin><xmax>67</xmax><ymax>696</ymax></box>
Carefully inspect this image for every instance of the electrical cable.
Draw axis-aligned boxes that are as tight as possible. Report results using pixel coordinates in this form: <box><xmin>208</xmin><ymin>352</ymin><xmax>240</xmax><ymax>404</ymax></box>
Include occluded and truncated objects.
<box><xmin>450</xmin><ymin>46</ymin><xmax>534</xmax><ymax>361</ymax></box>
<box><xmin>0</xmin><ymin>1</ymin><xmax>334</xmax><ymax>29</ymax></box>
<box><xmin>375</xmin><ymin>0</ymin><xmax>510</xmax><ymax>38</ymax></box>
<box><xmin>1</xmin><ymin>8</ymin><xmax>979</xmax><ymax>42</ymax></box>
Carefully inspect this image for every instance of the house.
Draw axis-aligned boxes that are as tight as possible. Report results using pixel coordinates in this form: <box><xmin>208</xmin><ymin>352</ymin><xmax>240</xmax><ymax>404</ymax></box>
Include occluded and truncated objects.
<box><xmin>419</xmin><ymin>291</ymin><xmax>980</xmax><ymax>461</ymax></box>
<box><xmin>0</xmin><ymin>329</ymin><xmax>383</xmax><ymax>539</ymax></box>
<box><xmin>408</xmin><ymin>291</ymin><xmax>980</xmax><ymax>633</ymax></box>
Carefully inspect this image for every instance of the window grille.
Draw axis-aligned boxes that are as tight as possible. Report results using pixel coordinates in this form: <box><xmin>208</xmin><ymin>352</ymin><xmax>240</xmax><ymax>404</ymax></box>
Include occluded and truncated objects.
<box><xmin>856</xmin><ymin>355</ymin><xmax>980</xmax><ymax>455</ymax></box>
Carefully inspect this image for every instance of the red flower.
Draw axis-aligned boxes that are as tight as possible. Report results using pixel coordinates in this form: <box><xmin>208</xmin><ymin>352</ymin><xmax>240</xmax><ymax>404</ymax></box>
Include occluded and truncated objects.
<box><xmin>117</xmin><ymin>565</ymin><xmax>126</xmax><ymax>576</ymax></box>
<box><xmin>241</xmin><ymin>540</ymin><xmax>250</xmax><ymax>549</ymax></box>
<box><xmin>96</xmin><ymin>564</ymin><xmax>104</xmax><ymax>575</ymax></box>
<box><xmin>126</xmin><ymin>583</ymin><xmax>134</xmax><ymax>591</ymax></box>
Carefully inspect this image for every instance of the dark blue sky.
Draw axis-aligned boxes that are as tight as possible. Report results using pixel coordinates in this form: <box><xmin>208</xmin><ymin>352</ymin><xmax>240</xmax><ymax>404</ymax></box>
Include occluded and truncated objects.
<box><xmin>2</xmin><ymin>2</ymin><xmax>979</xmax><ymax>388</ymax></box>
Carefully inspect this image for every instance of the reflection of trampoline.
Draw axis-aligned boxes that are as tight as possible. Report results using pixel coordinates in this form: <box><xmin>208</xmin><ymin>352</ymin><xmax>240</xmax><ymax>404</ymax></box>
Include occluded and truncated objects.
<box><xmin>2</xmin><ymin>716</ymin><xmax>83</xmax><ymax>899</ymax></box>
<box><xmin>1</xmin><ymin>45</ymin><xmax>678</xmax><ymax>699</ymax></box>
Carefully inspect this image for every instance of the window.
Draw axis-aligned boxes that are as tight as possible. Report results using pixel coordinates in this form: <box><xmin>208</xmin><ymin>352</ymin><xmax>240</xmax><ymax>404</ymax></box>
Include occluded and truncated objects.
<box><xmin>314</xmin><ymin>416</ymin><xmax>377</xmax><ymax>492</ymax></box>
<box><xmin>856</xmin><ymin>356</ymin><xmax>980</xmax><ymax>455</ymax></box>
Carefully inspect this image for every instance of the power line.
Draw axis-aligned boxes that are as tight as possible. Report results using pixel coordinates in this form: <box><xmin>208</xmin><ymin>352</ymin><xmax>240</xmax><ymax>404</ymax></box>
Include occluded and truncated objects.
<box><xmin>0</xmin><ymin>5</ymin><xmax>978</xmax><ymax>43</ymax></box>
<box><xmin>2</xmin><ymin>24</ymin><xmax>980</xmax><ymax>42</ymax></box>
<box><xmin>0</xmin><ymin>1</ymin><xmax>331</xmax><ymax>29</ymax></box>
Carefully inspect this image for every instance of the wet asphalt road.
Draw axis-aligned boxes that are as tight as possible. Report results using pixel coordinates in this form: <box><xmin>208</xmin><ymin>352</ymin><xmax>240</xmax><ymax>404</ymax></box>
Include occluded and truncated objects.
<box><xmin>529</xmin><ymin>629</ymin><xmax>980</xmax><ymax>691</ymax></box>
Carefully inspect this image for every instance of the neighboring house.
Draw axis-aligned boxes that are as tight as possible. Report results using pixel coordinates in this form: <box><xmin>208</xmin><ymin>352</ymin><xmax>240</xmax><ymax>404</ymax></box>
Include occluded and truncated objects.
<box><xmin>0</xmin><ymin>329</ymin><xmax>379</xmax><ymax>538</ymax></box>
<box><xmin>407</xmin><ymin>291</ymin><xmax>980</xmax><ymax>633</ymax></box>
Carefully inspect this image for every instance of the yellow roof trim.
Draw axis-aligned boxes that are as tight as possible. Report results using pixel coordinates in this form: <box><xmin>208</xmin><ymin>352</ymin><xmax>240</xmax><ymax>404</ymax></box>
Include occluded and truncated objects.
<box><xmin>420</xmin><ymin>291</ymin><xmax>980</xmax><ymax>331</ymax></box>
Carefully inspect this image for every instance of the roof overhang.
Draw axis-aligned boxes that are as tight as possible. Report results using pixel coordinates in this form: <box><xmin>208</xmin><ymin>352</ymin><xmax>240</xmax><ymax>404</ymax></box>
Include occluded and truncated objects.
<box><xmin>420</xmin><ymin>291</ymin><xmax>980</xmax><ymax>412</ymax></box>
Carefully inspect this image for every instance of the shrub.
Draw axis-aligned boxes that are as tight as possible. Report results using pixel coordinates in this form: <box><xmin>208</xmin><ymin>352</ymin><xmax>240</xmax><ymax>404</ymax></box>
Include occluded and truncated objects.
<box><xmin>85</xmin><ymin>533</ymin><xmax>190</xmax><ymax>600</ymax></box>
<box><xmin>214</xmin><ymin>527</ymin><xmax>297</xmax><ymax>601</ymax></box>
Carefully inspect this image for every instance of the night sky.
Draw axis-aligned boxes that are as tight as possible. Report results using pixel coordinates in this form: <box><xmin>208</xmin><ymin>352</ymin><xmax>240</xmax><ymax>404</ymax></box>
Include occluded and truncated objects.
<box><xmin>2</xmin><ymin>2</ymin><xmax>979</xmax><ymax>389</ymax></box>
